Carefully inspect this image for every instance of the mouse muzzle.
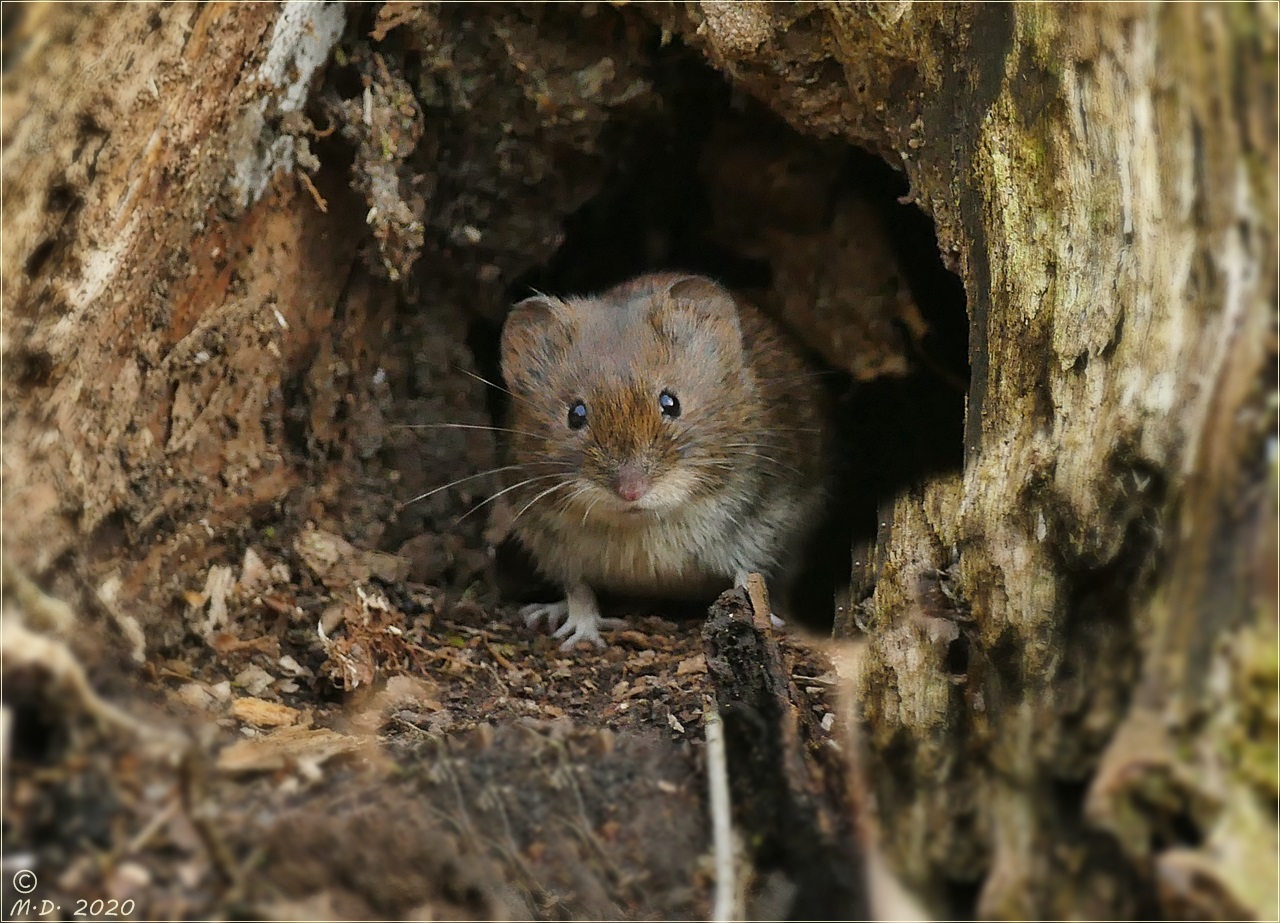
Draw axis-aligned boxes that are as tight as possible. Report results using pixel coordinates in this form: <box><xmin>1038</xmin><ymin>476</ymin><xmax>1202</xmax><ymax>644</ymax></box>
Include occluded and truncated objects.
<box><xmin>612</xmin><ymin>462</ymin><xmax>651</xmax><ymax>503</ymax></box>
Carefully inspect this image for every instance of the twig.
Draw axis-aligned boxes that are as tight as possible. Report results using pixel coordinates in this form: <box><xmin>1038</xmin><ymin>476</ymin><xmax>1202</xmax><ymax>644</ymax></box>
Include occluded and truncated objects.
<box><xmin>125</xmin><ymin>796</ymin><xmax>180</xmax><ymax>855</ymax></box>
<box><xmin>298</xmin><ymin>170</ymin><xmax>328</xmax><ymax>213</ymax></box>
<box><xmin>704</xmin><ymin>695</ymin><xmax>737</xmax><ymax>923</ymax></box>
<box><xmin>180</xmin><ymin>748</ymin><xmax>239</xmax><ymax>888</ymax></box>
<box><xmin>1</xmin><ymin>615</ymin><xmax>162</xmax><ymax>740</ymax></box>
<box><xmin>3</xmin><ymin>557</ymin><xmax>75</xmax><ymax>634</ymax></box>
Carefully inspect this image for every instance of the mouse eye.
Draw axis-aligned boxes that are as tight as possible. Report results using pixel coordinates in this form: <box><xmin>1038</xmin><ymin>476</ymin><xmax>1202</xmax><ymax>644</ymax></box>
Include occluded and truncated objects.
<box><xmin>567</xmin><ymin>399</ymin><xmax>588</xmax><ymax>430</ymax></box>
<box><xmin>658</xmin><ymin>390</ymin><xmax>680</xmax><ymax>419</ymax></box>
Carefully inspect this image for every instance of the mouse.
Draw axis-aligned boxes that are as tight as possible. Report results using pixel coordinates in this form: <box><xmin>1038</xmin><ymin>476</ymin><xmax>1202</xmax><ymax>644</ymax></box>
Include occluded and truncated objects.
<box><xmin>496</xmin><ymin>272</ymin><xmax>831</xmax><ymax>648</ymax></box>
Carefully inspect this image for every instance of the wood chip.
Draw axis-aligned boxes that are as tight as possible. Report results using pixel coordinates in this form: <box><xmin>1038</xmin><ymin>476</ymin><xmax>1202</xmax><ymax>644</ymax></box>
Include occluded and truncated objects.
<box><xmin>230</xmin><ymin>696</ymin><xmax>299</xmax><ymax>728</ymax></box>
<box><xmin>216</xmin><ymin>726</ymin><xmax>359</xmax><ymax>773</ymax></box>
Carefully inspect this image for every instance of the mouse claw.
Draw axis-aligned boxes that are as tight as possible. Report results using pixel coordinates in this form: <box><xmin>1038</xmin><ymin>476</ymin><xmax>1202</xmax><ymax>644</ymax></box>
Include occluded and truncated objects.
<box><xmin>521</xmin><ymin>601</ymin><xmax>568</xmax><ymax>631</ymax></box>
<box><xmin>522</xmin><ymin>585</ymin><xmax>619</xmax><ymax>650</ymax></box>
<box><xmin>551</xmin><ymin>609</ymin><xmax>607</xmax><ymax>649</ymax></box>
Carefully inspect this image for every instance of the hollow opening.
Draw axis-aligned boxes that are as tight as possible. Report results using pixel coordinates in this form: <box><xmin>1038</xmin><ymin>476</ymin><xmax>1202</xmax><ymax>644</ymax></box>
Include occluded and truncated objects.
<box><xmin>464</xmin><ymin>35</ymin><xmax>969</xmax><ymax>631</ymax></box>
<box><xmin>325</xmin><ymin>8</ymin><xmax>970</xmax><ymax>631</ymax></box>
<box><xmin>942</xmin><ymin>875</ymin><xmax>984</xmax><ymax>920</ymax></box>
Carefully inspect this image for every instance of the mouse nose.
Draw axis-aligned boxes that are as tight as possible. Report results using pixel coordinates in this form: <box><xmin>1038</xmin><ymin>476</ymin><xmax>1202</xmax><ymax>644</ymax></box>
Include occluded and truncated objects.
<box><xmin>612</xmin><ymin>463</ymin><xmax>650</xmax><ymax>502</ymax></box>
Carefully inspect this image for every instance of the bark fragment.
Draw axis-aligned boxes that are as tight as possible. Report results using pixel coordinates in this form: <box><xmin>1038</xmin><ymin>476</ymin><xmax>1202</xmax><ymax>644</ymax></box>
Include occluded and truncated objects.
<box><xmin>702</xmin><ymin>584</ymin><xmax>869</xmax><ymax>919</ymax></box>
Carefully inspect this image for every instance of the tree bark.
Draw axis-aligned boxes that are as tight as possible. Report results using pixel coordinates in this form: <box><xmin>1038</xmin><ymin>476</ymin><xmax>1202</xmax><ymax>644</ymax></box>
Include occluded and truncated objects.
<box><xmin>653</xmin><ymin>3</ymin><xmax>1276</xmax><ymax>916</ymax></box>
<box><xmin>3</xmin><ymin>2</ymin><xmax>1274</xmax><ymax>919</ymax></box>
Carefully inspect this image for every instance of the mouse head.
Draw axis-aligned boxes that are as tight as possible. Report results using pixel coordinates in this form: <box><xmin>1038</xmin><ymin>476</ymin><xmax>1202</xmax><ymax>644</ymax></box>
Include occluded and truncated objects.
<box><xmin>499</xmin><ymin>274</ymin><xmax>754</xmax><ymax>517</ymax></box>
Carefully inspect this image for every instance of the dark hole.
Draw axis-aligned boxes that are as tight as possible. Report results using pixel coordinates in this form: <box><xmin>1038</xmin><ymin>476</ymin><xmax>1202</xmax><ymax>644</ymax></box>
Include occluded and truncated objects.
<box><xmin>505</xmin><ymin>51</ymin><xmax>769</xmax><ymax>298</ymax></box>
<box><xmin>465</xmin><ymin>316</ymin><xmax>508</xmax><ymax>426</ymax></box>
<box><xmin>987</xmin><ymin>628</ymin><xmax>1025</xmax><ymax>693</ymax></box>
<box><xmin>1164</xmin><ymin>808</ymin><xmax>1205</xmax><ymax>850</ymax></box>
<box><xmin>467</xmin><ymin>29</ymin><xmax>967</xmax><ymax>632</ymax></box>
<box><xmin>1051</xmin><ymin>775</ymin><xmax>1090</xmax><ymax>819</ymax></box>
<box><xmin>942</xmin><ymin>876</ymin><xmax>984</xmax><ymax>920</ymax></box>
<box><xmin>281</xmin><ymin>371</ymin><xmax>314</xmax><ymax>456</ymax></box>
<box><xmin>23</xmin><ymin>239</ymin><xmax>56</xmax><ymax>278</ymax></box>
<box><xmin>946</xmin><ymin>632</ymin><xmax>970</xmax><ymax>675</ymax></box>
<box><xmin>46</xmin><ymin>183</ymin><xmax>79</xmax><ymax>214</ymax></box>
<box><xmin>327</xmin><ymin>59</ymin><xmax>365</xmax><ymax>101</ymax></box>
<box><xmin>14</xmin><ymin>347</ymin><xmax>53</xmax><ymax>389</ymax></box>
<box><xmin>87</xmin><ymin>510</ymin><xmax>128</xmax><ymax>559</ymax></box>
<box><xmin>75</xmin><ymin>112</ymin><xmax>105</xmax><ymax>141</ymax></box>
<box><xmin>5</xmin><ymin>670</ymin><xmax>69</xmax><ymax>765</ymax></box>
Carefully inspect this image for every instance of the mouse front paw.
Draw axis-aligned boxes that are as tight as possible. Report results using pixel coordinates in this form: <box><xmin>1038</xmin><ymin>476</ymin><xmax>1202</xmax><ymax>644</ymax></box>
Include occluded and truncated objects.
<box><xmin>521</xmin><ymin>600</ymin><xmax>569</xmax><ymax>631</ymax></box>
<box><xmin>522</xmin><ymin>584</ymin><xmax>620</xmax><ymax>650</ymax></box>
<box><xmin>551</xmin><ymin>608</ymin><xmax>607</xmax><ymax>649</ymax></box>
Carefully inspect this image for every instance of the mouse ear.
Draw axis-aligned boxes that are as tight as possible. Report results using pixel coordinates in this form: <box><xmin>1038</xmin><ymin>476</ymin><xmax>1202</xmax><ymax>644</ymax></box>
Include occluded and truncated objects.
<box><xmin>652</xmin><ymin>275</ymin><xmax>742</xmax><ymax>349</ymax></box>
<box><xmin>500</xmin><ymin>295</ymin><xmax>569</xmax><ymax>391</ymax></box>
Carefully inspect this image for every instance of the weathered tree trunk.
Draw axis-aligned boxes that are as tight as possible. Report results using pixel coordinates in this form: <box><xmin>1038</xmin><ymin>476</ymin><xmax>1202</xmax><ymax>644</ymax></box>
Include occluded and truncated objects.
<box><xmin>3</xmin><ymin>2</ymin><xmax>1274</xmax><ymax>919</ymax></box>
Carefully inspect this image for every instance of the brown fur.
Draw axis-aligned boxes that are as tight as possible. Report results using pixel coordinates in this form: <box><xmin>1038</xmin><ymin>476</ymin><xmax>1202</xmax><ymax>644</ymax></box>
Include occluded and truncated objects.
<box><xmin>498</xmin><ymin>273</ymin><xmax>830</xmax><ymax>605</ymax></box>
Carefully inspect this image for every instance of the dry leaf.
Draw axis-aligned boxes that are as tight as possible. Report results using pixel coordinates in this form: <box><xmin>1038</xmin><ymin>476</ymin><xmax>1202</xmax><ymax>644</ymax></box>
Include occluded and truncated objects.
<box><xmin>234</xmin><ymin>664</ymin><xmax>275</xmax><ymax>696</ymax></box>
<box><xmin>190</xmin><ymin>565</ymin><xmax>235</xmax><ymax>642</ymax></box>
<box><xmin>295</xmin><ymin>528</ymin><xmax>358</xmax><ymax>584</ymax></box>
<box><xmin>239</xmin><ymin>547</ymin><xmax>273</xmax><ymax>596</ymax></box>
<box><xmin>295</xmin><ymin>528</ymin><xmax>408</xmax><ymax>588</ymax></box>
<box><xmin>175</xmin><ymin>683</ymin><xmax>217</xmax><ymax>711</ymax></box>
<box><xmin>382</xmin><ymin>674</ymin><xmax>442</xmax><ymax>708</ymax></box>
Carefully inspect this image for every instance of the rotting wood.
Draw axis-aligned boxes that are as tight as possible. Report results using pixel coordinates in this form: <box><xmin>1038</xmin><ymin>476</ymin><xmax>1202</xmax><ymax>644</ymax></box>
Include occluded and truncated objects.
<box><xmin>702</xmin><ymin>584</ymin><xmax>870</xmax><ymax>920</ymax></box>
<box><xmin>656</xmin><ymin>4</ymin><xmax>1278</xmax><ymax>916</ymax></box>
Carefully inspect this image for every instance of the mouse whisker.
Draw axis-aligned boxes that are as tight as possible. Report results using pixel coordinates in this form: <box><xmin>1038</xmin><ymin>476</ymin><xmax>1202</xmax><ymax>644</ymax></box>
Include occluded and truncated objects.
<box><xmin>454</xmin><ymin>473</ymin><xmax>571</xmax><ymax>524</ymax></box>
<box><xmin>579</xmin><ymin>493</ymin><xmax>602</xmax><ymax>526</ymax></box>
<box><xmin>722</xmin><ymin>442</ymin><xmax>805</xmax><ymax>458</ymax></box>
<box><xmin>397</xmin><ymin>464</ymin><xmax>569</xmax><ymax>509</ymax></box>
<box><xmin>547</xmin><ymin>483</ymin><xmax>594</xmax><ymax>521</ymax></box>
<box><xmin>558</xmin><ymin>482</ymin><xmax>594</xmax><ymax>507</ymax></box>
<box><xmin>741</xmin><ymin>425</ymin><xmax>823</xmax><ymax>436</ymax></box>
<box><xmin>722</xmin><ymin>448</ymin><xmax>804</xmax><ymax>477</ymax></box>
<box><xmin>510</xmin><ymin>479</ymin><xmax>579</xmax><ymax>525</ymax></box>
<box><xmin>456</xmin><ymin>367</ymin><xmax>537</xmax><ymax>411</ymax></box>
<box><xmin>731</xmin><ymin>452</ymin><xmax>801</xmax><ymax>473</ymax></box>
<box><xmin>679</xmin><ymin>460</ymin><xmax>735</xmax><ymax>471</ymax></box>
<box><xmin>392</xmin><ymin>422</ymin><xmax>547</xmax><ymax>440</ymax></box>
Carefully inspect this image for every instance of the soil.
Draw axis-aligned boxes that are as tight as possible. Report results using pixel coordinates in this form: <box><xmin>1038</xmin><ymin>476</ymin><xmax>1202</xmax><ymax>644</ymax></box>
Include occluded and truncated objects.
<box><xmin>5</xmin><ymin>543</ymin><xmax>843</xmax><ymax>919</ymax></box>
